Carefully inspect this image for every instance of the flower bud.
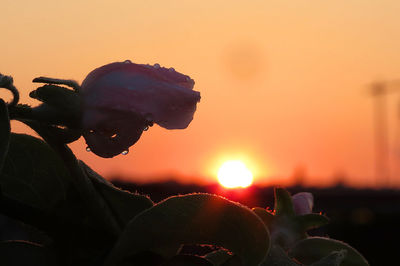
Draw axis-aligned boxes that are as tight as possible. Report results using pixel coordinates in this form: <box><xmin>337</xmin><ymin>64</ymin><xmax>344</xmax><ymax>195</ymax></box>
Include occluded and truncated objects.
<box><xmin>292</xmin><ymin>192</ymin><xmax>314</xmax><ymax>215</ymax></box>
<box><xmin>81</xmin><ymin>61</ymin><xmax>201</xmax><ymax>158</ymax></box>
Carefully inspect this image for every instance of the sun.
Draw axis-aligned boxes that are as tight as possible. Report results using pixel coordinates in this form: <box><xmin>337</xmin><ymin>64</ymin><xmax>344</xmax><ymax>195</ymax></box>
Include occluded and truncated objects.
<box><xmin>217</xmin><ymin>160</ymin><xmax>254</xmax><ymax>188</ymax></box>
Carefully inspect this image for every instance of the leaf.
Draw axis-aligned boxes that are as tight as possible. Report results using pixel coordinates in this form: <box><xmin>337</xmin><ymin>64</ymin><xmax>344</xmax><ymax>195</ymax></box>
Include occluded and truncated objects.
<box><xmin>261</xmin><ymin>245</ymin><xmax>300</xmax><ymax>266</ymax></box>
<box><xmin>0</xmin><ymin>99</ymin><xmax>10</xmax><ymax>173</ymax></box>
<box><xmin>117</xmin><ymin>251</ymin><xmax>165</xmax><ymax>266</ymax></box>
<box><xmin>0</xmin><ymin>133</ymin><xmax>71</xmax><ymax>211</ymax></box>
<box><xmin>21</xmin><ymin>119</ymin><xmax>81</xmax><ymax>144</ymax></box>
<box><xmin>294</xmin><ymin>213</ymin><xmax>329</xmax><ymax>232</ymax></box>
<box><xmin>0</xmin><ymin>240</ymin><xmax>59</xmax><ymax>266</ymax></box>
<box><xmin>79</xmin><ymin>161</ymin><xmax>154</xmax><ymax>227</ymax></box>
<box><xmin>288</xmin><ymin>237</ymin><xmax>369</xmax><ymax>266</ymax></box>
<box><xmin>105</xmin><ymin>193</ymin><xmax>270</xmax><ymax>266</ymax></box>
<box><xmin>205</xmin><ymin>249</ymin><xmax>233</xmax><ymax>265</ymax></box>
<box><xmin>29</xmin><ymin>84</ymin><xmax>81</xmax><ymax>115</ymax></box>
<box><xmin>162</xmin><ymin>255</ymin><xmax>213</xmax><ymax>266</ymax></box>
<box><xmin>310</xmin><ymin>250</ymin><xmax>347</xmax><ymax>266</ymax></box>
<box><xmin>220</xmin><ymin>255</ymin><xmax>242</xmax><ymax>266</ymax></box>
<box><xmin>274</xmin><ymin>188</ymin><xmax>295</xmax><ymax>217</ymax></box>
<box><xmin>253</xmin><ymin>207</ymin><xmax>275</xmax><ymax>228</ymax></box>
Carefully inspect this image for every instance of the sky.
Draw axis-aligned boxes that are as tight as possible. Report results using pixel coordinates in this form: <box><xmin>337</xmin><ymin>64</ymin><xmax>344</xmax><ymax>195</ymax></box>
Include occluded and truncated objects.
<box><xmin>1</xmin><ymin>0</ymin><xmax>400</xmax><ymax>188</ymax></box>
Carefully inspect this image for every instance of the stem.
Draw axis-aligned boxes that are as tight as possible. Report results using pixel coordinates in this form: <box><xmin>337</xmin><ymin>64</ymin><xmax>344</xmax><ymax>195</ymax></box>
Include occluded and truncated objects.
<box><xmin>9</xmin><ymin>104</ymin><xmax>80</xmax><ymax>130</ymax></box>
<box><xmin>8</xmin><ymin>104</ymin><xmax>34</xmax><ymax>120</ymax></box>
<box><xmin>50</xmin><ymin>141</ymin><xmax>122</xmax><ymax>236</ymax></box>
<box><xmin>0</xmin><ymin>75</ymin><xmax>19</xmax><ymax>107</ymax></box>
<box><xmin>22</xmin><ymin>120</ymin><xmax>121</xmax><ymax>237</ymax></box>
<box><xmin>6</xmin><ymin>83</ymin><xmax>19</xmax><ymax>106</ymax></box>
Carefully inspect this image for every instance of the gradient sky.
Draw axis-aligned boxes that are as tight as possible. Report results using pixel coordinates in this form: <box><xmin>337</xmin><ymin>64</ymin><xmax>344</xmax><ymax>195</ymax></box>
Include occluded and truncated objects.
<box><xmin>2</xmin><ymin>0</ymin><xmax>400</xmax><ymax>187</ymax></box>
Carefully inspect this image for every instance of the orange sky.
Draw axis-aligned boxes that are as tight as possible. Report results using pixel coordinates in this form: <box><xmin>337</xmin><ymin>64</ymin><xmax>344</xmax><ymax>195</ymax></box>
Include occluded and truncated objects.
<box><xmin>2</xmin><ymin>0</ymin><xmax>400</xmax><ymax>188</ymax></box>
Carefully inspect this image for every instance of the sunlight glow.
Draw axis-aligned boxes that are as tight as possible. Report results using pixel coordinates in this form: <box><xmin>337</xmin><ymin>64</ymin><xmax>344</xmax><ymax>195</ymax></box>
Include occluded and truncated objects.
<box><xmin>217</xmin><ymin>160</ymin><xmax>253</xmax><ymax>188</ymax></box>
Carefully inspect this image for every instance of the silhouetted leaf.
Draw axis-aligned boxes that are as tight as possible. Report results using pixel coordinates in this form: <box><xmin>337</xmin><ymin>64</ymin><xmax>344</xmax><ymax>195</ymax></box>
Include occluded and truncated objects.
<box><xmin>220</xmin><ymin>255</ymin><xmax>242</xmax><ymax>266</ymax></box>
<box><xmin>20</xmin><ymin>119</ymin><xmax>81</xmax><ymax>144</ymax></box>
<box><xmin>162</xmin><ymin>254</ymin><xmax>213</xmax><ymax>266</ymax></box>
<box><xmin>205</xmin><ymin>249</ymin><xmax>233</xmax><ymax>265</ymax></box>
<box><xmin>0</xmin><ymin>133</ymin><xmax>71</xmax><ymax>211</ymax></box>
<box><xmin>274</xmin><ymin>188</ymin><xmax>295</xmax><ymax>217</ymax></box>
<box><xmin>0</xmin><ymin>240</ymin><xmax>59</xmax><ymax>266</ymax></box>
<box><xmin>0</xmin><ymin>99</ymin><xmax>10</xmax><ymax>173</ymax></box>
<box><xmin>288</xmin><ymin>237</ymin><xmax>369</xmax><ymax>266</ymax></box>
<box><xmin>294</xmin><ymin>213</ymin><xmax>329</xmax><ymax>231</ymax></box>
<box><xmin>310</xmin><ymin>250</ymin><xmax>347</xmax><ymax>266</ymax></box>
<box><xmin>80</xmin><ymin>161</ymin><xmax>154</xmax><ymax>227</ymax></box>
<box><xmin>261</xmin><ymin>245</ymin><xmax>300</xmax><ymax>266</ymax></box>
<box><xmin>105</xmin><ymin>193</ymin><xmax>270</xmax><ymax>266</ymax></box>
<box><xmin>29</xmin><ymin>84</ymin><xmax>81</xmax><ymax>115</ymax></box>
<box><xmin>118</xmin><ymin>251</ymin><xmax>165</xmax><ymax>266</ymax></box>
<box><xmin>253</xmin><ymin>207</ymin><xmax>275</xmax><ymax>228</ymax></box>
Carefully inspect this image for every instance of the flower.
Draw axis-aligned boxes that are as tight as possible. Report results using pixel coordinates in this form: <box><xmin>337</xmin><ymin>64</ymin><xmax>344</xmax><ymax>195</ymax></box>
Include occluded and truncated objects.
<box><xmin>291</xmin><ymin>192</ymin><xmax>314</xmax><ymax>215</ymax></box>
<box><xmin>80</xmin><ymin>60</ymin><xmax>201</xmax><ymax>158</ymax></box>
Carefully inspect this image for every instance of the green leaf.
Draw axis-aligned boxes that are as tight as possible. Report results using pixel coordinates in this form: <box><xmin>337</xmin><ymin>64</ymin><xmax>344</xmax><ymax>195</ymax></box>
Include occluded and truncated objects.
<box><xmin>310</xmin><ymin>250</ymin><xmax>347</xmax><ymax>266</ymax></box>
<box><xmin>105</xmin><ymin>193</ymin><xmax>270</xmax><ymax>266</ymax></box>
<box><xmin>0</xmin><ymin>133</ymin><xmax>71</xmax><ymax>211</ymax></box>
<box><xmin>294</xmin><ymin>213</ymin><xmax>329</xmax><ymax>231</ymax></box>
<box><xmin>253</xmin><ymin>207</ymin><xmax>275</xmax><ymax>228</ymax></box>
<box><xmin>261</xmin><ymin>245</ymin><xmax>300</xmax><ymax>266</ymax></box>
<box><xmin>0</xmin><ymin>99</ymin><xmax>10</xmax><ymax>173</ymax></box>
<box><xmin>274</xmin><ymin>188</ymin><xmax>295</xmax><ymax>217</ymax></box>
<box><xmin>162</xmin><ymin>255</ymin><xmax>213</xmax><ymax>266</ymax></box>
<box><xmin>79</xmin><ymin>161</ymin><xmax>154</xmax><ymax>227</ymax></box>
<box><xmin>0</xmin><ymin>240</ymin><xmax>59</xmax><ymax>266</ymax></box>
<box><xmin>288</xmin><ymin>237</ymin><xmax>369</xmax><ymax>266</ymax></box>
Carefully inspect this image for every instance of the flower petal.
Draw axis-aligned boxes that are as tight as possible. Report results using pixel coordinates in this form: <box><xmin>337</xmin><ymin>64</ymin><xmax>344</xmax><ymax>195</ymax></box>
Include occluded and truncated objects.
<box><xmin>81</xmin><ymin>61</ymin><xmax>200</xmax><ymax>129</ymax></box>
<box><xmin>292</xmin><ymin>192</ymin><xmax>314</xmax><ymax>215</ymax></box>
<box><xmin>82</xmin><ymin>108</ymin><xmax>147</xmax><ymax>158</ymax></box>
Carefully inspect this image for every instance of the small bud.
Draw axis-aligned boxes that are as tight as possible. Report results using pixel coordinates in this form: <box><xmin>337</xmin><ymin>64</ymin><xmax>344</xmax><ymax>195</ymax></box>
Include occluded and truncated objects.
<box><xmin>292</xmin><ymin>192</ymin><xmax>314</xmax><ymax>215</ymax></box>
<box><xmin>0</xmin><ymin>74</ymin><xmax>14</xmax><ymax>87</ymax></box>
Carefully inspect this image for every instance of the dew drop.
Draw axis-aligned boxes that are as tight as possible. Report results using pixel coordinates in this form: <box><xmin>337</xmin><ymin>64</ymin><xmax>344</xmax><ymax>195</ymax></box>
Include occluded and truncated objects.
<box><xmin>143</xmin><ymin>126</ymin><xmax>149</xmax><ymax>131</ymax></box>
<box><xmin>153</xmin><ymin>63</ymin><xmax>160</xmax><ymax>69</ymax></box>
<box><xmin>168</xmin><ymin>67</ymin><xmax>175</xmax><ymax>72</ymax></box>
<box><xmin>124</xmin><ymin>60</ymin><xmax>132</xmax><ymax>64</ymax></box>
<box><xmin>121</xmin><ymin>149</ymin><xmax>129</xmax><ymax>155</ymax></box>
<box><xmin>86</xmin><ymin>146</ymin><xmax>91</xmax><ymax>152</ymax></box>
<box><xmin>89</xmin><ymin>129</ymin><xmax>95</xmax><ymax>133</ymax></box>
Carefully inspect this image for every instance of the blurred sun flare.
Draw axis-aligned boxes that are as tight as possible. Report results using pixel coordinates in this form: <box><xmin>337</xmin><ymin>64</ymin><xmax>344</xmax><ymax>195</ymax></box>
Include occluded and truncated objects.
<box><xmin>217</xmin><ymin>160</ymin><xmax>253</xmax><ymax>188</ymax></box>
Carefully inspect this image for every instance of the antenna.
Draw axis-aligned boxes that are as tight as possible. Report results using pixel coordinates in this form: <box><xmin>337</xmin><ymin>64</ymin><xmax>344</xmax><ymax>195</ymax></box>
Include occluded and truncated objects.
<box><xmin>369</xmin><ymin>80</ymin><xmax>400</xmax><ymax>187</ymax></box>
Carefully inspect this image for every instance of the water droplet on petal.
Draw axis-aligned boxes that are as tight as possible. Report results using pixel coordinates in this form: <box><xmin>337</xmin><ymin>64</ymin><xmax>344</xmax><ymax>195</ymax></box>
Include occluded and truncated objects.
<box><xmin>86</xmin><ymin>146</ymin><xmax>91</xmax><ymax>152</ymax></box>
<box><xmin>168</xmin><ymin>67</ymin><xmax>175</xmax><ymax>72</ymax></box>
<box><xmin>89</xmin><ymin>129</ymin><xmax>95</xmax><ymax>133</ymax></box>
<box><xmin>124</xmin><ymin>60</ymin><xmax>132</xmax><ymax>64</ymax></box>
<box><xmin>143</xmin><ymin>126</ymin><xmax>149</xmax><ymax>131</ymax></box>
<box><xmin>121</xmin><ymin>149</ymin><xmax>129</xmax><ymax>155</ymax></box>
<box><xmin>153</xmin><ymin>63</ymin><xmax>160</xmax><ymax>69</ymax></box>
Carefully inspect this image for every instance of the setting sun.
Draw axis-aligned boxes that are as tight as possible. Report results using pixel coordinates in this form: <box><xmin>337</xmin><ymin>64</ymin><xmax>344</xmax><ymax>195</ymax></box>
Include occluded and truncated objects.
<box><xmin>217</xmin><ymin>160</ymin><xmax>254</xmax><ymax>188</ymax></box>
